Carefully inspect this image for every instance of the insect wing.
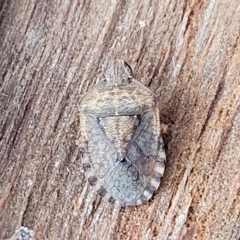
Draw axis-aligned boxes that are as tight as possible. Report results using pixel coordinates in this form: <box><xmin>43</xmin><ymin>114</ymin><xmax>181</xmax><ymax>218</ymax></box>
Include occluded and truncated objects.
<box><xmin>84</xmin><ymin>115</ymin><xmax>117</xmax><ymax>180</ymax></box>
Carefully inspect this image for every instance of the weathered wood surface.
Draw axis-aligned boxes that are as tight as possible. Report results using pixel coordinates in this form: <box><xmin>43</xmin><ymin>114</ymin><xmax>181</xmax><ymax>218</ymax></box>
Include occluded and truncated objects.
<box><xmin>0</xmin><ymin>0</ymin><xmax>239</xmax><ymax>239</ymax></box>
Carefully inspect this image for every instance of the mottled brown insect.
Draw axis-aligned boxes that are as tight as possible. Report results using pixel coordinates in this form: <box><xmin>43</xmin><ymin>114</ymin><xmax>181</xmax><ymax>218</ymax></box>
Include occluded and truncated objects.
<box><xmin>80</xmin><ymin>59</ymin><xmax>166</xmax><ymax>206</ymax></box>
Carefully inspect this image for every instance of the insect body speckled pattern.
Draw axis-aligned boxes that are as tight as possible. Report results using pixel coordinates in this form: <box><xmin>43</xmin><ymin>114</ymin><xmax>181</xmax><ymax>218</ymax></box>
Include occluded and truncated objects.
<box><xmin>80</xmin><ymin>59</ymin><xmax>166</xmax><ymax>206</ymax></box>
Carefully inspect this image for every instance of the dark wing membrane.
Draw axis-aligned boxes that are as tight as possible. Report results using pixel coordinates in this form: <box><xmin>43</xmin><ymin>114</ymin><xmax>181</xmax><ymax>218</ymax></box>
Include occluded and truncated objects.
<box><xmin>126</xmin><ymin>110</ymin><xmax>160</xmax><ymax>176</ymax></box>
<box><xmin>85</xmin><ymin>116</ymin><xmax>118</xmax><ymax>179</ymax></box>
<box><xmin>103</xmin><ymin>159</ymin><xmax>146</xmax><ymax>205</ymax></box>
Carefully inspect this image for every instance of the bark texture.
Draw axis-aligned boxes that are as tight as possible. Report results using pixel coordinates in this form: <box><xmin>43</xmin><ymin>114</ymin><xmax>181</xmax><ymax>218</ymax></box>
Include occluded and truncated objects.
<box><xmin>0</xmin><ymin>0</ymin><xmax>240</xmax><ymax>239</ymax></box>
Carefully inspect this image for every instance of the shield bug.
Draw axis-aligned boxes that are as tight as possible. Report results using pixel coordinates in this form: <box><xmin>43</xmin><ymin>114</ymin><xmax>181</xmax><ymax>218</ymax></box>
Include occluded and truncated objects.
<box><xmin>79</xmin><ymin>59</ymin><xmax>166</xmax><ymax>206</ymax></box>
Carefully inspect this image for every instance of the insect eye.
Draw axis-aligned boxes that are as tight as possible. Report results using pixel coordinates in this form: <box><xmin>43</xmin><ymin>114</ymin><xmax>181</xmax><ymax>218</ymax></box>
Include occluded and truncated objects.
<box><xmin>124</xmin><ymin>61</ymin><xmax>132</xmax><ymax>72</ymax></box>
<box><xmin>100</xmin><ymin>74</ymin><xmax>106</xmax><ymax>82</ymax></box>
<box><xmin>124</xmin><ymin>61</ymin><xmax>134</xmax><ymax>78</ymax></box>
